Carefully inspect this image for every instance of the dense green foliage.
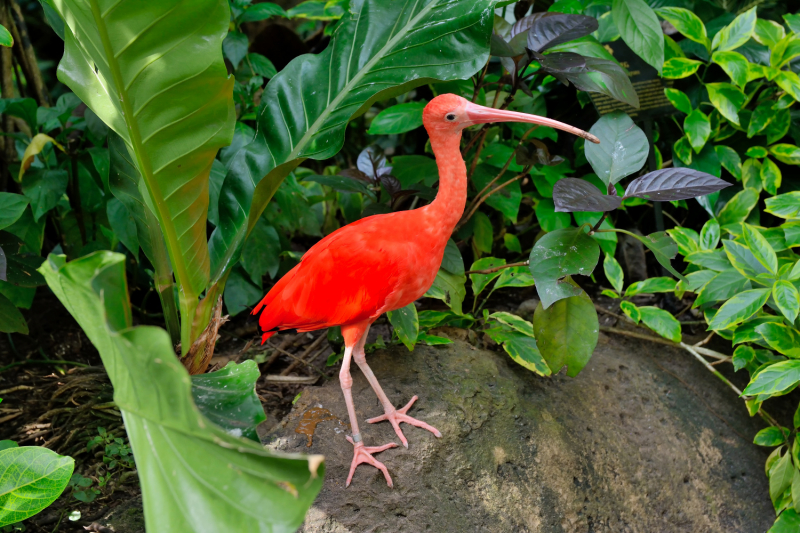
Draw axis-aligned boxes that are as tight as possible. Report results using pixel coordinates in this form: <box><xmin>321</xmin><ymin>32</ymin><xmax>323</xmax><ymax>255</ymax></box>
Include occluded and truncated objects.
<box><xmin>3</xmin><ymin>0</ymin><xmax>800</xmax><ymax>530</ymax></box>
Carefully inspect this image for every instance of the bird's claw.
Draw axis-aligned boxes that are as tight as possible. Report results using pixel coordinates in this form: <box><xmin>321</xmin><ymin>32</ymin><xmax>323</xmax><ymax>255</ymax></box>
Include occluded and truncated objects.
<box><xmin>367</xmin><ymin>395</ymin><xmax>442</xmax><ymax>448</ymax></box>
<box><xmin>345</xmin><ymin>436</ymin><xmax>398</xmax><ymax>488</ymax></box>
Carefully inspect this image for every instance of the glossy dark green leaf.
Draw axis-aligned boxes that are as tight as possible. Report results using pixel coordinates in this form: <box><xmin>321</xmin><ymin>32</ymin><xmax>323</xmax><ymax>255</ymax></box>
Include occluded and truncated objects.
<box><xmin>695</xmin><ymin>269</ymin><xmax>750</xmax><ymax>306</ymax></box>
<box><xmin>0</xmin><ymin>446</ymin><xmax>73</xmax><ymax>526</ymax></box>
<box><xmin>107</xmin><ymin>132</ymin><xmax>158</xmax><ymax>265</ymax></box>
<box><xmin>424</xmin><ymin>269</ymin><xmax>467</xmax><ymax>315</ymax></box>
<box><xmin>39</xmin><ymin>252</ymin><xmax>322</xmax><ymax>531</ymax></box>
<box><xmin>106</xmin><ymin>198</ymin><xmax>139</xmax><ymax>257</ymax></box>
<box><xmin>53</xmin><ymin>0</ymin><xmax>236</xmax><ymax>307</ymax></box>
<box><xmin>247</xmin><ymin>53</ymin><xmax>277</xmax><ymax>79</ymax></box>
<box><xmin>0</xmin><ymin>193</ymin><xmax>30</xmax><ymax>232</ymax></box>
<box><xmin>612</xmin><ymin>0</ymin><xmax>663</xmax><ymax>74</ymax></box>
<box><xmin>190</xmin><ymin>361</ymin><xmax>266</xmax><ymax>442</ymax></box>
<box><xmin>224</xmin><ymin>265</ymin><xmax>263</xmax><ymax>317</ymax></box>
<box><xmin>240</xmin><ymin>218</ymin><xmax>281</xmax><ymax>284</ymax></box>
<box><xmin>553</xmin><ymin>178</ymin><xmax>621</xmax><ymax>212</ymax></box>
<box><xmin>368</xmin><ymin>101</ymin><xmax>427</xmax><ymax>135</ymax></box>
<box><xmin>624</xmin><ymin>168</ymin><xmax>729</xmax><ymax>202</ymax></box>
<box><xmin>533</xmin><ymin>291</ymin><xmax>598</xmax><ymax>377</ymax></box>
<box><xmin>392</xmin><ymin>155</ymin><xmax>439</xmax><ymax>188</ymax></box>
<box><xmin>223</xmin><ymin>31</ymin><xmax>249</xmax><ymax>69</ymax></box>
<box><xmin>526</xmin><ymin>13</ymin><xmax>597</xmax><ymax>53</ymax></box>
<box><xmin>715</xmin><ymin>145</ymin><xmax>742</xmax><ymax>179</ymax></box>
<box><xmin>637</xmin><ymin>231</ymin><xmax>686</xmax><ymax>282</ymax></box>
<box><xmin>586</xmin><ymin>112</ymin><xmax>648</xmax><ymax>186</ymax></box>
<box><xmin>387</xmin><ymin>303</ymin><xmax>419</xmax><ymax>351</ymax></box>
<box><xmin>0</xmin><ymin>98</ymin><xmax>36</xmax><ymax>132</ymax></box>
<box><xmin>441</xmin><ymin>239</ymin><xmax>464</xmax><ymax>275</ymax></box>
<box><xmin>21</xmin><ymin>169</ymin><xmax>67</xmax><ymax>223</ymax></box>
<box><xmin>239</xmin><ymin>2</ymin><xmax>286</xmax><ymax>22</ymax></box>
<box><xmin>485</xmin><ymin>318</ymin><xmax>551</xmax><ymax>376</ymax></box>
<box><xmin>0</xmin><ymin>292</ymin><xmax>27</xmax><ymax>334</ymax></box>
<box><xmin>529</xmin><ymin>227</ymin><xmax>599</xmax><ymax>308</ymax></box>
<box><xmin>770</xmin><ymin>508</ymin><xmax>800</xmax><ymax>532</ymax></box>
<box><xmin>664</xmin><ymin>87</ymin><xmax>692</xmax><ymax>114</ymax></box>
<box><xmin>684</xmin><ymin>109</ymin><xmax>710</xmax><ymax>153</ymax></box>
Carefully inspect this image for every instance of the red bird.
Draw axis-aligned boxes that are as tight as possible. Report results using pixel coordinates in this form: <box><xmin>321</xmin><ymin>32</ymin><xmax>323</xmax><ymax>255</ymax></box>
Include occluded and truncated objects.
<box><xmin>254</xmin><ymin>94</ymin><xmax>599</xmax><ymax>487</ymax></box>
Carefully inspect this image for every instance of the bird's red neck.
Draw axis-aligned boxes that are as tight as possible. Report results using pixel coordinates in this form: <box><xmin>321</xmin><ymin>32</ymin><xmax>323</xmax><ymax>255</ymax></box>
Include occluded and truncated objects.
<box><xmin>422</xmin><ymin>130</ymin><xmax>467</xmax><ymax>243</ymax></box>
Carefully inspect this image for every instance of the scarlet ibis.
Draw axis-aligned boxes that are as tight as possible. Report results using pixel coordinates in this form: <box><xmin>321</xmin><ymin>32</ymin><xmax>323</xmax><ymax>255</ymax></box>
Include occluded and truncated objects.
<box><xmin>254</xmin><ymin>94</ymin><xmax>599</xmax><ymax>487</ymax></box>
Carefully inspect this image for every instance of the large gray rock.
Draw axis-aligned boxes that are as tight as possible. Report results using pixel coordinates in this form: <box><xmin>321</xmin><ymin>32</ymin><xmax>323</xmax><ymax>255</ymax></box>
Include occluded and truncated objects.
<box><xmin>268</xmin><ymin>334</ymin><xmax>776</xmax><ymax>532</ymax></box>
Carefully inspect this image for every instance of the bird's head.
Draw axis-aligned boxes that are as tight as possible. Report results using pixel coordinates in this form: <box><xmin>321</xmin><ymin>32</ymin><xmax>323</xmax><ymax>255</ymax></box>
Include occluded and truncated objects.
<box><xmin>423</xmin><ymin>93</ymin><xmax>600</xmax><ymax>144</ymax></box>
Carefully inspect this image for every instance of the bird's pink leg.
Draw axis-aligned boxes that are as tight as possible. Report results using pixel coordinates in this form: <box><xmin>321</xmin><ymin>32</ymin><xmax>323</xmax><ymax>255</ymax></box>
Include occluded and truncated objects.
<box><xmin>339</xmin><ymin>344</ymin><xmax>398</xmax><ymax>487</ymax></box>
<box><xmin>352</xmin><ymin>329</ymin><xmax>442</xmax><ymax>448</ymax></box>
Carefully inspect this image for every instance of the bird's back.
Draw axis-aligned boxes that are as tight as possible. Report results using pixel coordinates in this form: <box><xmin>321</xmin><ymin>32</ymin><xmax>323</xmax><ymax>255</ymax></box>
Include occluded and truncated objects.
<box><xmin>254</xmin><ymin>208</ymin><xmax>445</xmax><ymax>336</ymax></box>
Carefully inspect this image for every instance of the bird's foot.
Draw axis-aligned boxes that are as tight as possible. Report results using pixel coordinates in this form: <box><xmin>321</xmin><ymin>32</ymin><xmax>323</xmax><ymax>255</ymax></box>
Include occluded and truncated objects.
<box><xmin>367</xmin><ymin>395</ymin><xmax>442</xmax><ymax>448</ymax></box>
<box><xmin>345</xmin><ymin>435</ymin><xmax>398</xmax><ymax>488</ymax></box>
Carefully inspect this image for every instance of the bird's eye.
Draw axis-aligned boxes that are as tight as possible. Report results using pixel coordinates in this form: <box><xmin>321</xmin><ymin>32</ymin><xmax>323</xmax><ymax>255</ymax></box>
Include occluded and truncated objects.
<box><xmin>446</xmin><ymin>113</ymin><xmax>456</xmax><ymax>121</ymax></box>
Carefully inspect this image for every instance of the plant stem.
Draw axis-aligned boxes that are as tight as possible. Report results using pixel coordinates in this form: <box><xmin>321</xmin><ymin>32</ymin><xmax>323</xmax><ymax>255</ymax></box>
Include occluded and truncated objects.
<box><xmin>589</xmin><ymin>212</ymin><xmax>608</xmax><ymax>234</ymax></box>
<box><xmin>465</xmin><ymin>260</ymin><xmax>529</xmax><ymax>275</ymax></box>
<box><xmin>144</xmin><ymin>207</ymin><xmax>181</xmax><ymax>346</ymax></box>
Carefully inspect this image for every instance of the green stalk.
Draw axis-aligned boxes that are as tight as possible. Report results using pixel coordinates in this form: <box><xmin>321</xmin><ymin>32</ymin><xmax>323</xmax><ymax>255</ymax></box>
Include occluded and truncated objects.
<box><xmin>144</xmin><ymin>207</ymin><xmax>180</xmax><ymax>346</ymax></box>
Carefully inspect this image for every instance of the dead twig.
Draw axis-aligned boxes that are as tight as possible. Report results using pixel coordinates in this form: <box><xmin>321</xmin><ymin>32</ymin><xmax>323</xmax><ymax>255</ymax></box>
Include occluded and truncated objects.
<box><xmin>465</xmin><ymin>261</ymin><xmax>529</xmax><ymax>275</ymax></box>
<box><xmin>264</xmin><ymin>375</ymin><xmax>320</xmax><ymax>384</ymax></box>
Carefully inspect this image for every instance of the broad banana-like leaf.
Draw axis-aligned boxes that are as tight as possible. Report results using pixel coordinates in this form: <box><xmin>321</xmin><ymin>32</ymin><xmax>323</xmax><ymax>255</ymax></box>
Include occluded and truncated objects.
<box><xmin>208</xmin><ymin>0</ymin><xmax>495</xmax><ymax>285</ymax></box>
<box><xmin>39</xmin><ymin>252</ymin><xmax>323</xmax><ymax>533</ymax></box>
<box><xmin>52</xmin><ymin>0</ymin><xmax>235</xmax><ymax>305</ymax></box>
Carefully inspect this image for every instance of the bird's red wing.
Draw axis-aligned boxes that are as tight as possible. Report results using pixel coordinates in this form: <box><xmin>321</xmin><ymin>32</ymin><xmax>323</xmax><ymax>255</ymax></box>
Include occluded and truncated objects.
<box><xmin>254</xmin><ymin>212</ymin><xmax>423</xmax><ymax>333</ymax></box>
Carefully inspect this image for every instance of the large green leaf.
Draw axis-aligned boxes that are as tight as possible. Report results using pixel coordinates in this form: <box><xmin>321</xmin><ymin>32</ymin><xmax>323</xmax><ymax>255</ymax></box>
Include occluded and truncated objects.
<box><xmin>743</xmin><ymin>360</ymin><xmax>800</xmax><ymax>396</ymax></box>
<box><xmin>0</xmin><ymin>446</ymin><xmax>74</xmax><ymax>527</ymax></box>
<box><xmin>0</xmin><ymin>292</ymin><xmax>27</xmax><ymax>334</ymax></box>
<box><xmin>209</xmin><ymin>0</ymin><xmax>494</xmax><ymax>293</ymax></box>
<box><xmin>387</xmin><ymin>302</ymin><xmax>419</xmax><ymax>351</ymax></box>
<box><xmin>711</xmin><ymin>6</ymin><xmax>756</xmax><ymax>52</ymax></box>
<box><xmin>52</xmin><ymin>0</ymin><xmax>236</xmax><ymax>346</ymax></box>
<box><xmin>190</xmin><ymin>360</ymin><xmax>267</xmax><ymax>443</ymax></box>
<box><xmin>585</xmin><ymin>111</ymin><xmax>648</xmax><ymax>186</ymax></box>
<box><xmin>611</xmin><ymin>0</ymin><xmax>664</xmax><ymax>74</ymax></box>
<box><xmin>39</xmin><ymin>252</ymin><xmax>322</xmax><ymax>532</ymax></box>
<box><xmin>655</xmin><ymin>7</ymin><xmax>709</xmax><ymax>50</ymax></box>
<box><xmin>529</xmin><ymin>227</ymin><xmax>600</xmax><ymax>308</ymax></box>
<box><xmin>0</xmin><ymin>193</ymin><xmax>30</xmax><ymax>231</ymax></box>
<box><xmin>532</xmin><ymin>291</ymin><xmax>598</xmax><ymax>377</ymax></box>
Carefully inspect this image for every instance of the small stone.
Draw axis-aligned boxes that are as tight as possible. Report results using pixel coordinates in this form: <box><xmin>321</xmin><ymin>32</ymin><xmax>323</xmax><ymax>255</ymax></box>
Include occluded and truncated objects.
<box><xmin>515</xmin><ymin>298</ymin><xmax>540</xmax><ymax>319</ymax></box>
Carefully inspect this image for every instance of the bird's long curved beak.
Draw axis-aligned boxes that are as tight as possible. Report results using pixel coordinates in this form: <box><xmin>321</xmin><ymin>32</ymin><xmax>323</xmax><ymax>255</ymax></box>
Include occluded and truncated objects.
<box><xmin>465</xmin><ymin>102</ymin><xmax>600</xmax><ymax>144</ymax></box>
